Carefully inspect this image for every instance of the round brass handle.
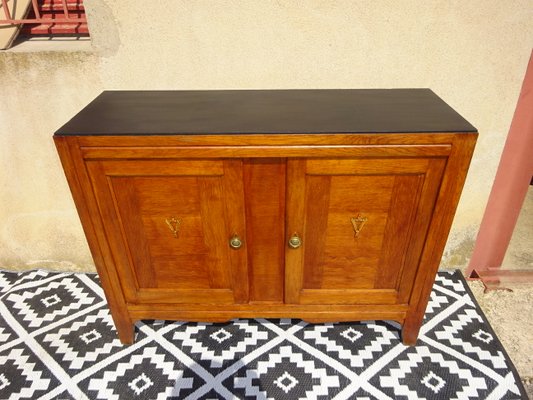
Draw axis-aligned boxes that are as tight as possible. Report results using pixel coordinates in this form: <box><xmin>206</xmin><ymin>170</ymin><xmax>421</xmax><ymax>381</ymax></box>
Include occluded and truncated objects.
<box><xmin>229</xmin><ymin>235</ymin><xmax>243</xmax><ymax>250</ymax></box>
<box><xmin>288</xmin><ymin>234</ymin><xmax>302</xmax><ymax>249</ymax></box>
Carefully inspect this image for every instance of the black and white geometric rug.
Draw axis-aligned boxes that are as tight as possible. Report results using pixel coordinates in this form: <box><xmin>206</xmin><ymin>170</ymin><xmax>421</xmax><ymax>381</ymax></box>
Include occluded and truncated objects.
<box><xmin>0</xmin><ymin>269</ymin><xmax>527</xmax><ymax>399</ymax></box>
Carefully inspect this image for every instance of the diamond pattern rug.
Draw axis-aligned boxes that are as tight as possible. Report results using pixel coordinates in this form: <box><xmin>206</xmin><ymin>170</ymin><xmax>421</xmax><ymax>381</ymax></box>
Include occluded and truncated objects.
<box><xmin>0</xmin><ymin>269</ymin><xmax>526</xmax><ymax>399</ymax></box>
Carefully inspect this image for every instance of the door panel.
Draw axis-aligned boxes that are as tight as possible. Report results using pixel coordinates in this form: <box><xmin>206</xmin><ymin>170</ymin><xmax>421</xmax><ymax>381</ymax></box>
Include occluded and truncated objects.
<box><xmin>86</xmin><ymin>159</ymin><xmax>248</xmax><ymax>304</ymax></box>
<box><xmin>302</xmin><ymin>175</ymin><xmax>393</xmax><ymax>289</ymax></box>
<box><xmin>285</xmin><ymin>157</ymin><xmax>445</xmax><ymax>305</ymax></box>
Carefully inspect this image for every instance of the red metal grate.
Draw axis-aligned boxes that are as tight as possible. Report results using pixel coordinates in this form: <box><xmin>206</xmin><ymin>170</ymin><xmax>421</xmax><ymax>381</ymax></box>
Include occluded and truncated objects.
<box><xmin>1</xmin><ymin>0</ymin><xmax>88</xmax><ymax>36</ymax></box>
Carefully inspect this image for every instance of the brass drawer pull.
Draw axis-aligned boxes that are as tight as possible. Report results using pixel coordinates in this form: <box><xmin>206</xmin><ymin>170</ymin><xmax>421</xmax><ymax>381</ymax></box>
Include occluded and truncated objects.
<box><xmin>229</xmin><ymin>234</ymin><xmax>243</xmax><ymax>250</ymax></box>
<box><xmin>288</xmin><ymin>234</ymin><xmax>302</xmax><ymax>249</ymax></box>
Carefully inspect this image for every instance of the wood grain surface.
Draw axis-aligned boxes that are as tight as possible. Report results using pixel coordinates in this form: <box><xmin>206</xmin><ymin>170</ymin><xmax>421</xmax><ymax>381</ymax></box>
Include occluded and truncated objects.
<box><xmin>54</xmin><ymin>90</ymin><xmax>477</xmax><ymax>345</ymax></box>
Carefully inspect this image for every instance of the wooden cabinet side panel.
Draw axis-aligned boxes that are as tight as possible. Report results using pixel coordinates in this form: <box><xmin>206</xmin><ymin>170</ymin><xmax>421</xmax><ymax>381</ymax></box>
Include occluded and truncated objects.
<box><xmin>402</xmin><ymin>133</ymin><xmax>477</xmax><ymax>344</ymax></box>
<box><xmin>53</xmin><ymin>136</ymin><xmax>134</xmax><ymax>343</ymax></box>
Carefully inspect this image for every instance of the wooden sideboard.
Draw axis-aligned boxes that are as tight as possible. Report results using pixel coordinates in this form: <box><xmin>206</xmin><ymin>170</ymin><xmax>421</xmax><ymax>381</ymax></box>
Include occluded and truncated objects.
<box><xmin>54</xmin><ymin>89</ymin><xmax>477</xmax><ymax>345</ymax></box>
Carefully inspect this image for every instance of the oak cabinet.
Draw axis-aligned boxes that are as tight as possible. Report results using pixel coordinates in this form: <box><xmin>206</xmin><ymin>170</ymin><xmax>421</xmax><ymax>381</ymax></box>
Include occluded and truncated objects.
<box><xmin>54</xmin><ymin>89</ymin><xmax>477</xmax><ymax>345</ymax></box>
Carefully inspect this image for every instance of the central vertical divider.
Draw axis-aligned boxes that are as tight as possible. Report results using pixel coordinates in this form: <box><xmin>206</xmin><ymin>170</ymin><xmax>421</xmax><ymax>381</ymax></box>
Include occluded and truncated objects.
<box><xmin>243</xmin><ymin>158</ymin><xmax>287</xmax><ymax>303</ymax></box>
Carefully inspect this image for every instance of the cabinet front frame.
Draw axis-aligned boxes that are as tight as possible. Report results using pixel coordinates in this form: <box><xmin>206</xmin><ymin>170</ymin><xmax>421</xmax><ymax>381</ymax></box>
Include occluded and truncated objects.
<box><xmin>55</xmin><ymin>132</ymin><xmax>476</xmax><ymax>345</ymax></box>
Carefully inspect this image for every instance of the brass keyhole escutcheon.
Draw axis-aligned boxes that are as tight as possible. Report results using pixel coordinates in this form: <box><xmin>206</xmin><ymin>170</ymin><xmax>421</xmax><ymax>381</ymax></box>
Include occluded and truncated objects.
<box><xmin>229</xmin><ymin>234</ymin><xmax>243</xmax><ymax>250</ymax></box>
<box><xmin>351</xmin><ymin>215</ymin><xmax>368</xmax><ymax>238</ymax></box>
<box><xmin>288</xmin><ymin>234</ymin><xmax>302</xmax><ymax>249</ymax></box>
<box><xmin>165</xmin><ymin>217</ymin><xmax>181</xmax><ymax>238</ymax></box>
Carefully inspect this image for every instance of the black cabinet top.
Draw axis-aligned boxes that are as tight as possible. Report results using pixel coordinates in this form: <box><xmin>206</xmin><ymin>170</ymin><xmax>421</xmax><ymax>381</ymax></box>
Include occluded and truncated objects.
<box><xmin>54</xmin><ymin>89</ymin><xmax>476</xmax><ymax>136</ymax></box>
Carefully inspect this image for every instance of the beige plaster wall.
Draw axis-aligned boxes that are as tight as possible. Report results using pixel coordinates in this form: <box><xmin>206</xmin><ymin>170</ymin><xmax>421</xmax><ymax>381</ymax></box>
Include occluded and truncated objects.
<box><xmin>1</xmin><ymin>51</ymin><xmax>102</xmax><ymax>271</ymax></box>
<box><xmin>1</xmin><ymin>0</ymin><xmax>532</xmax><ymax>272</ymax></box>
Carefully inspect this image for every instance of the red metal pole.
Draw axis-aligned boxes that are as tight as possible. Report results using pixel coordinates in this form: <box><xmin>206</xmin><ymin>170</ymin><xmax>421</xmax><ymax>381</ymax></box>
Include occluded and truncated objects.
<box><xmin>31</xmin><ymin>0</ymin><xmax>40</xmax><ymax>19</ymax></box>
<box><xmin>466</xmin><ymin>50</ymin><xmax>533</xmax><ymax>277</ymax></box>
<box><xmin>1</xmin><ymin>0</ymin><xmax>12</xmax><ymax>20</ymax></box>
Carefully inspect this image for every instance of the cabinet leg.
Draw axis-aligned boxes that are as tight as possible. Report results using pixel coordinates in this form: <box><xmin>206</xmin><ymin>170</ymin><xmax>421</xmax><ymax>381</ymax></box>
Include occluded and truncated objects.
<box><xmin>401</xmin><ymin>328</ymin><xmax>419</xmax><ymax>346</ymax></box>
<box><xmin>115</xmin><ymin>319</ymin><xmax>136</xmax><ymax>345</ymax></box>
<box><xmin>401</xmin><ymin>321</ymin><xmax>421</xmax><ymax>346</ymax></box>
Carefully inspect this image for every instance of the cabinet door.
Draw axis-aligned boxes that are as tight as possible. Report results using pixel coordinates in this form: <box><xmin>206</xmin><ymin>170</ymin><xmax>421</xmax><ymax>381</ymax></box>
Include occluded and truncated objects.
<box><xmin>86</xmin><ymin>159</ymin><xmax>248</xmax><ymax>305</ymax></box>
<box><xmin>285</xmin><ymin>157</ymin><xmax>446</xmax><ymax>305</ymax></box>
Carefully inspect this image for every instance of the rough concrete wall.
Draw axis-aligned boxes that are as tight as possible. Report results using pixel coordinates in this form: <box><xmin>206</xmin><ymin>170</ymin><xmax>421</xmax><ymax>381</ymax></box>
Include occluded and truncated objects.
<box><xmin>0</xmin><ymin>52</ymin><xmax>103</xmax><ymax>271</ymax></box>
<box><xmin>1</xmin><ymin>0</ymin><xmax>533</xmax><ymax>271</ymax></box>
